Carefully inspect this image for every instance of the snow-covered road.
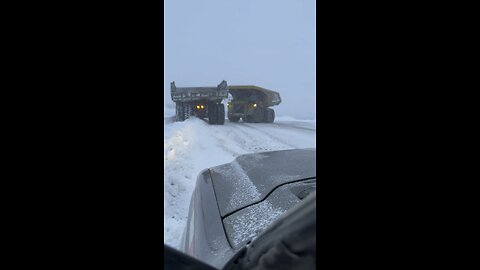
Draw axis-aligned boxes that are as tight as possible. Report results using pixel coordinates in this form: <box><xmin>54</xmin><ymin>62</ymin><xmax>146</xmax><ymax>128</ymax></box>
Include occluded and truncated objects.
<box><xmin>163</xmin><ymin>112</ymin><xmax>316</xmax><ymax>248</ymax></box>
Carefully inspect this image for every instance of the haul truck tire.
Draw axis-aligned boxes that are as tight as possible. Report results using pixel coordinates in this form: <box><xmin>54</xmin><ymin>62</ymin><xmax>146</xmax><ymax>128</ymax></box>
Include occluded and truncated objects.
<box><xmin>208</xmin><ymin>103</ymin><xmax>217</xmax><ymax>125</ymax></box>
<box><xmin>264</xmin><ymin>108</ymin><xmax>275</xmax><ymax>123</ymax></box>
<box><xmin>217</xmin><ymin>104</ymin><xmax>225</xmax><ymax>125</ymax></box>
<box><xmin>249</xmin><ymin>107</ymin><xmax>264</xmax><ymax>123</ymax></box>
<box><xmin>183</xmin><ymin>103</ymin><xmax>193</xmax><ymax>120</ymax></box>
<box><xmin>176</xmin><ymin>103</ymin><xmax>185</xmax><ymax>122</ymax></box>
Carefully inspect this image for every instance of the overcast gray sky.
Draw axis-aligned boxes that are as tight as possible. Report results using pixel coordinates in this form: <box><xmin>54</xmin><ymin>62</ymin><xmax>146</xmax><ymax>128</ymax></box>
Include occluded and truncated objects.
<box><xmin>164</xmin><ymin>0</ymin><xmax>316</xmax><ymax>119</ymax></box>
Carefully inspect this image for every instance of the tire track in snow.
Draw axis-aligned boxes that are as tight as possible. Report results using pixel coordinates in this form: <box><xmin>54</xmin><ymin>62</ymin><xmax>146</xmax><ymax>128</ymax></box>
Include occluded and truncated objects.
<box><xmin>206</xmin><ymin>124</ymin><xmax>264</xmax><ymax>156</ymax></box>
<box><xmin>204</xmin><ymin>123</ymin><xmax>292</xmax><ymax>155</ymax></box>
<box><xmin>239</xmin><ymin>123</ymin><xmax>301</xmax><ymax>148</ymax></box>
<box><xmin>206</xmin><ymin>126</ymin><xmax>244</xmax><ymax>157</ymax></box>
<box><xmin>226</xmin><ymin>123</ymin><xmax>296</xmax><ymax>151</ymax></box>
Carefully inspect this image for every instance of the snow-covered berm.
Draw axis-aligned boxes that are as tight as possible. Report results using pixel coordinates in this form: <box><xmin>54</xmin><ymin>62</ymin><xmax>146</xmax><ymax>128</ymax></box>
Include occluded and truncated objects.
<box><xmin>164</xmin><ymin>107</ymin><xmax>316</xmax><ymax>249</ymax></box>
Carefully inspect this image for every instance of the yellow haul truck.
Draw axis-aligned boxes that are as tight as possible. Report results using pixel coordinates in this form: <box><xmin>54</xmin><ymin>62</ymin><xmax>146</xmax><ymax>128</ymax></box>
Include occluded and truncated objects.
<box><xmin>227</xmin><ymin>85</ymin><xmax>281</xmax><ymax>123</ymax></box>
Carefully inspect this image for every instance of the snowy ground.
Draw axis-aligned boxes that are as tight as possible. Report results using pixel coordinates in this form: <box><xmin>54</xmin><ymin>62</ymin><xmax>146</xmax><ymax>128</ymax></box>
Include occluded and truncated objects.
<box><xmin>164</xmin><ymin>106</ymin><xmax>316</xmax><ymax>249</ymax></box>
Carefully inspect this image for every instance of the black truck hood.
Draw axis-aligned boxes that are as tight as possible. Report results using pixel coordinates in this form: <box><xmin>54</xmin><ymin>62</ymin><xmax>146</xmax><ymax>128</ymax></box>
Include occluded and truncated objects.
<box><xmin>208</xmin><ymin>148</ymin><xmax>316</xmax><ymax>217</ymax></box>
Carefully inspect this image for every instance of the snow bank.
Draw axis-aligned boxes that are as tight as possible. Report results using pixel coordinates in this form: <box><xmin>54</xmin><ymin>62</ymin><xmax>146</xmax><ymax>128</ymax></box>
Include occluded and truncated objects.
<box><xmin>164</xmin><ymin>118</ymin><xmax>245</xmax><ymax>248</ymax></box>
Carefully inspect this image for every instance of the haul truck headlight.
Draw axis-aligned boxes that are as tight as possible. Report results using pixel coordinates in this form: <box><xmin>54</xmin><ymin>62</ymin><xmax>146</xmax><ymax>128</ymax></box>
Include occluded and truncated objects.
<box><xmin>253</xmin><ymin>103</ymin><xmax>257</xmax><ymax>108</ymax></box>
<box><xmin>201</xmin><ymin>105</ymin><xmax>204</xmax><ymax>108</ymax></box>
<box><xmin>196</xmin><ymin>105</ymin><xmax>200</xmax><ymax>109</ymax></box>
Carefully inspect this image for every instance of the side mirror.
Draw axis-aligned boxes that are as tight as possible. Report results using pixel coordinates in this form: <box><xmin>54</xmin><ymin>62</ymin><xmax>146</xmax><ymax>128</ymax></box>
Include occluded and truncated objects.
<box><xmin>164</xmin><ymin>244</ymin><xmax>218</xmax><ymax>270</ymax></box>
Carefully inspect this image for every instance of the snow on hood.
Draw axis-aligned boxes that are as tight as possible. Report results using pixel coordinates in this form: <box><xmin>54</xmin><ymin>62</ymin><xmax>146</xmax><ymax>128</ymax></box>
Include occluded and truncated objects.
<box><xmin>208</xmin><ymin>148</ymin><xmax>316</xmax><ymax>217</ymax></box>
